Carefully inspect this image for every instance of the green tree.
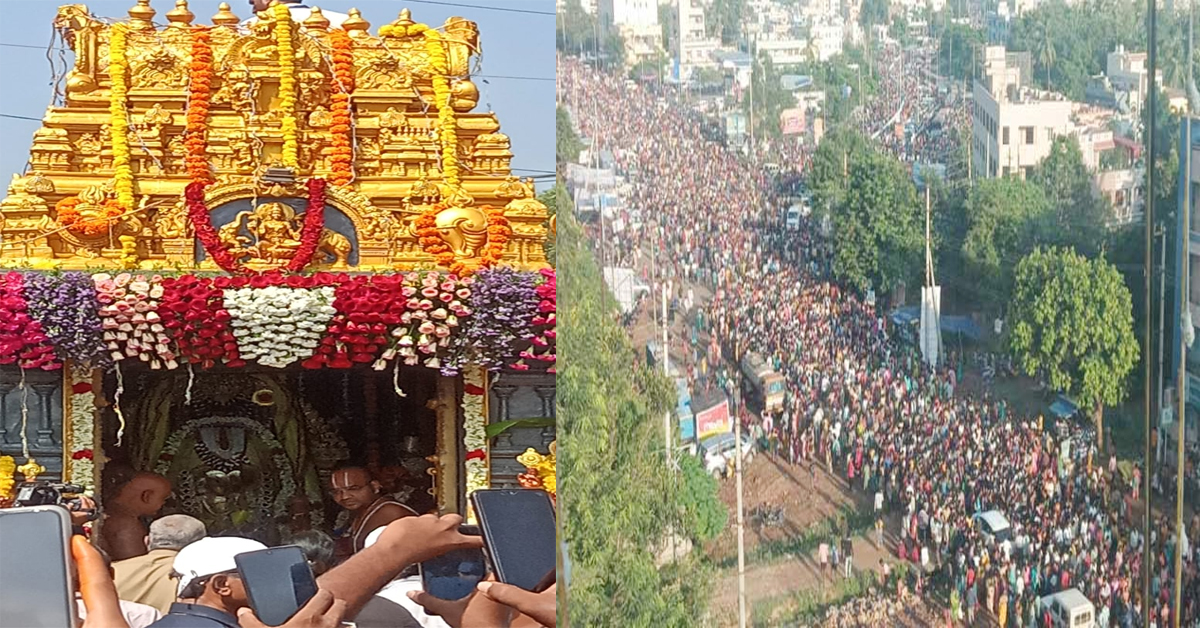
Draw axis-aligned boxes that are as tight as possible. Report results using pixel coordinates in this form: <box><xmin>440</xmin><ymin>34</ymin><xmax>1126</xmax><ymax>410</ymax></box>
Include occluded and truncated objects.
<box><xmin>1008</xmin><ymin>247</ymin><xmax>1139</xmax><ymax>449</ymax></box>
<box><xmin>557</xmin><ymin>106</ymin><xmax>584</xmax><ymax>166</ymax></box>
<box><xmin>830</xmin><ymin>148</ymin><xmax>923</xmax><ymax>294</ymax></box>
<box><xmin>706</xmin><ymin>0</ymin><xmax>745</xmax><ymax>45</ymax></box>
<box><xmin>676</xmin><ymin>454</ymin><xmax>728</xmax><ymax>543</ymax></box>
<box><xmin>559</xmin><ymin>193</ymin><xmax>721</xmax><ymax>625</ymax></box>
<box><xmin>1029</xmin><ymin>136</ymin><xmax>1107</xmax><ymax>256</ymax></box>
<box><xmin>961</xmin><ymin>178</ymin><xmax>1052</xmax><ymax>311</ymax></box>
<box><xmin>538</xmin><ymin>184</ymin><xmax>561</xmax><ymax>267</ymax></box>
<box><xmin>807</xmin><ymin>128</ymin><xmax>872</xmax><ymax>219</ymax></box>
<box><xmin>937</xmin><ymin>23</ymin><xmax>984</xmax><ymax>81</ymax></box>
<box><xmin>859</xmin><ymin>0</ymin><xmax>890</xmax><ymax>30</ymax></box>
<box><xmin>556</xmin><ymin>0</ymin><xmax>625</xmax><ymax>67</ymax></box>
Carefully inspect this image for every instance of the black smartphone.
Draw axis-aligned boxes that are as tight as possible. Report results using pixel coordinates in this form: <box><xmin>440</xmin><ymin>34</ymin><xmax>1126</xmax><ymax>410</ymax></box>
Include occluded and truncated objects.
<box><xmin>419</xmin><ymin>547</ymin><xmax>488</xmax><ymax>600</ymax></box>
<box><xmin>0</xmin><ymin>505</ymin><xmax>78</xmax><ymax>628</ymax></box>
<box><xmin>470</xmin><ymin>489</ymin><xmax>556</xmax><ymax>592</ymax></box>
<box><xmin>235</xmin><ymin>545</ymin><xmax>318</xmax><ymax>627</ymax></box>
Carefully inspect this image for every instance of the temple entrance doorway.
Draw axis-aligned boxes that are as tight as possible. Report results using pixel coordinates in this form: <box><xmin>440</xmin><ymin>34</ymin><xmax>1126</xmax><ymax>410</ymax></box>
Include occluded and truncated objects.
<box><xmin>99</xmin><ymin>366</ymin><xmax>443</xmax><ymax>546</ymax></box>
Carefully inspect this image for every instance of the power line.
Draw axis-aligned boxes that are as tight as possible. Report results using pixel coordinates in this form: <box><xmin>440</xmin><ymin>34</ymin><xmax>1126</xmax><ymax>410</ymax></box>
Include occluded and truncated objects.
<box><xmin>394</xmin><ymin>0</ymin><xmax>554</xmax><ymax>15</ymax></box>
<box><xmin>0</xmin><ymin>42</ymin><xmax>53</xmax><ymax>51</ymax></box>
<box><xmin>477</xmin><ymin>74</ymin><xmax>554</xmax><ymax>82</ymax></box>
<box><xmin>0</xmin><ymin>113</ymin><xmax>42</xmax><ymax>122</ymax></box>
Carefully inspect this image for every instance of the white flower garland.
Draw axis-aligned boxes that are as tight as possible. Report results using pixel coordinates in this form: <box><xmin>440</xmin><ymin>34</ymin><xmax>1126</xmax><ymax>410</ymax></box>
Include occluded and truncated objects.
<box><xmin>223</xmin><ymin>286</ymin><xmax>337</xmax><ymax>368</ymax></box>
<box><xmin>95</xmin><ymin>273</ymin><xmax>176</xmax><ymax>369</ymax></box>
<box><xmin>66</xmin><ymin>372</ymin><xmax>96</xmax><ymax>495</ymax></box>
<box><xmin>462</xmin><ymin>366</ymin><xmax>488</xmax><ymax>519</ymax></box>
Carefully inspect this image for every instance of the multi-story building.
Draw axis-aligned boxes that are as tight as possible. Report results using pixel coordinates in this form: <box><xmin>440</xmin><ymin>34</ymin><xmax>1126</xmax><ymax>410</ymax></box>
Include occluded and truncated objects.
<box><xmin>1106</xmin><ymin>45</ymin><xmax>1162</xmax><ymax>114</ymax></box>
<box><xmin>810</xmin><ymin>20</ymin><xmax>845</xmax><ymax>62</ymax></box>
<box><xmin>1169</xmin><ymin>117</ymin><xmax>1200</xmax><ymax>466</ymax></box>
<box><xmin>757</xmin><ymin>38</ymin><xmax>812</xmax><ymax>66</ymax></box>
<box><xmin>598</xmin><ymin>0</ymin><xmax>662</xmax><ymax>68</ymax></box>
<box><xmin>677</xmin><ymin>0</ymin><xmax>719</xmax><ymax>80</ymax></box>
<box><xmin>971</xmin><ymin>46</ymin><xmax>1074</xmax><ymax>179</ymax></box>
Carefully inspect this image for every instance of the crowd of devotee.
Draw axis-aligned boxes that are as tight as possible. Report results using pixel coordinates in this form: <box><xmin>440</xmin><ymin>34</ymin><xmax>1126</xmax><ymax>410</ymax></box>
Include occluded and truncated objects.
<box><xmin>560</xmin><ymin>54</ymin><xmax>1197</xmax><ymax>627</ymax></box>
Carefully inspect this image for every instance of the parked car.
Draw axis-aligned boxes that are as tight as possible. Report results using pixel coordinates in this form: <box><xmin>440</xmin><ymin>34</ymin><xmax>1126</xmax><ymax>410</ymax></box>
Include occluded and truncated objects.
<box><xmin>699</xmin><ymin>430</ymin><xmax>755</xmax><ymax>478</ymax></box>
<box><xmin>973</xmin><ymin>510</ymin><xmax>1014</xmax><ymax>556</ymax></box>
<box><xmin>1039</xmin><ymin>588</ymin><xmax>1095</xmax><ymax>628</ymax></box>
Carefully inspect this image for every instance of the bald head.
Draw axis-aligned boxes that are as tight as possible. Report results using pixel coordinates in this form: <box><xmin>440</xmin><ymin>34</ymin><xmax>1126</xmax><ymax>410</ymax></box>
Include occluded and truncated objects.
<box><xmin>148</xmin><ymin>515</ymin><xmax>206</xmax><ymax>551</ymax></box>
<box><xmin>115</xmin><ymin>472</ymin><xmax>172</xmax><ymax>517</ymax></box>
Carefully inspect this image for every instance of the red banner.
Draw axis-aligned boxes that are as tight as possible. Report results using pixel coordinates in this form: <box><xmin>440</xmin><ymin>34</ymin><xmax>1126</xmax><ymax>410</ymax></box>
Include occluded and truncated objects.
<box><xmin>696</xmin><ymin>400</ymin><xmax>731</xmax><ymax>438</ymax></box>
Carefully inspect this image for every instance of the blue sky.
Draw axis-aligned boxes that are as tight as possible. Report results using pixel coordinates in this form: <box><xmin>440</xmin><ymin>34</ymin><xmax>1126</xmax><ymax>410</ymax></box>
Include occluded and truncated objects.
<box><xmin>0</xmin><ymin>0</ymin><xmax>554</xmax><ymax>188</ymax></box>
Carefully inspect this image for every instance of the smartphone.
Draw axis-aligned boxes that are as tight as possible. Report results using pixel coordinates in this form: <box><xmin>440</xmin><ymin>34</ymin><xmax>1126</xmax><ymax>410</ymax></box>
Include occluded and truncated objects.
<box><xmin>235</xmin><ymin>545</ymin><xmax>318</xmax><ymax>627</ymax></box>
<box><xmin>0</xmin><ymin>505</ymin><xmax>78</xmax><ymax>628</ymax></box>
<box><xmin>470</xmin><ymin>489</ymin><xmax>556</xmax><ymax>592</ymax></box>
<box><xmin>419</xmin><ymin>547</ymin><xmax>487</xmax><ymax>600</ymax></box>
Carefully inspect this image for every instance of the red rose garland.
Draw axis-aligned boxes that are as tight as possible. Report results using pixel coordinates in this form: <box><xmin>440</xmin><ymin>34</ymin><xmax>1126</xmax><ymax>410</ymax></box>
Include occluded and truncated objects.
<box><xmin>0</xmin><ymin>273</ymin><xmax>61</xmax><ymax>370</ymax></box>
<box><xmin>186</xmin><ymin>178</ymin><xmax>328</xmax><ymax>275</ymax></box>
<box><xmin>160</xmin><ymin>275</ymin><xmax>240</xmax><ymax>368</ymax></box>
<box><xmin>286</xmin><ymin>178</ymin><xmax>327</xmax><ymax>273</ymax></box>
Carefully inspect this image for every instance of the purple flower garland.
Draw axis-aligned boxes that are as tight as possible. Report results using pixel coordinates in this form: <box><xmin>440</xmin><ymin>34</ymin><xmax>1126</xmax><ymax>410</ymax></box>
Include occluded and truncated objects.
<box><xmin>460</xmin><ymin>267</ymin><xmax>541</xmax><ymax>371</ymax></box>
<box><xmin>21</xmin><ymin>272</ymin><xmax>109</xmax><ymax>368</ymax></box>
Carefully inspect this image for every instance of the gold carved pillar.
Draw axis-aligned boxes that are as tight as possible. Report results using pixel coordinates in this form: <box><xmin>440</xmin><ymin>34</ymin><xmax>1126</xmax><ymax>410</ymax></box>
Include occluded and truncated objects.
<box><xmin>433</xmin><ymin>375</ymin><xmax>459</xmax><ymax>514</ymax></box>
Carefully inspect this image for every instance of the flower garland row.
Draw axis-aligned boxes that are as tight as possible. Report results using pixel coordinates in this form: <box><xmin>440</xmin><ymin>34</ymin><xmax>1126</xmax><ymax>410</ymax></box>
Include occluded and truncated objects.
<box><xmin>55</xmin><ymin>197</ymin><xmax>124</xmax><ymax>237</ymax></box>
<box><xmin>66</xmin><ymin>373</ymin><xmax>96</xmax><ymax>494</ymax></box>
<box><xmin>274</xmin><ymin>3</ymin><xmax>300</xmax><ymax>169</ymax></box>
<box><xmin>0</xmin><ymin>269</ymin><xmax>555</xmax><ymax>374</ymax></box>
<box><xmin>108</xmin><ymin>23</ymin><xmax>135</xmax><ymax>211</ymax></box>
<box><xmin>327</xmin><ymin>29</ymin><xmax>356</xmax><ymax>187</ymax></box>
<box><xmin>185</xmin><ymin>26</ymin><xmax>214</xmax><ymax>183</ymax></box>
<box><xmin>462</xmin><ymin>366</ymin><xmax>488</xmax><ymax>522</ymax></box>
<box><xmin>422</xmin><ymin>29</ymin><xmax>460</xmax><ymax>189</ymax></box>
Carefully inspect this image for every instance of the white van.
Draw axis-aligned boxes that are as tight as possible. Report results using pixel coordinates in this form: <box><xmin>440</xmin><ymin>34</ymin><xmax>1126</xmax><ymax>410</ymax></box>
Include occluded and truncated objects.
<box><xmin>1039</xmin><ymin>588</ymin><xmax>1095</xmax><ymax>628</ymax></box>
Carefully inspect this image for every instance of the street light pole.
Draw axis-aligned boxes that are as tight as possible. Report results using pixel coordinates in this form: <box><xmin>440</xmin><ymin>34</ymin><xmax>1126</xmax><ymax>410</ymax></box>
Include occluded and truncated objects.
<box><xmin>734</xmin><ymin>330</ymin><xmax>747</xmax><ymax>628</ymax></box>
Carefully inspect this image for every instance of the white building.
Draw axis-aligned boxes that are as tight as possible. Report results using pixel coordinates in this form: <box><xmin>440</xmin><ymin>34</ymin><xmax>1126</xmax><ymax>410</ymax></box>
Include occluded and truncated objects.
<box><xmin>677</xmin><ymin>0</ymin><xmax>720</xmax><ymax>80</ymax></box>
<box><xmin>1093</xmin><ymin>167</ymin><xmax>1144</xmax><ymax>226</ymax></box>
<box><xmin>1106</xmin><ymin>45</ymin><xmax>1163</xmax><ymax>114</ymax></box>
<box><xmin>972</xmin><ymin>46</ymin><xmax>1073</xmax><ymax>178</ymax></box>
<box><xmin>757</xmin><ymin>38</ymin><xmax>812</xmax><ymax>66</ymax></box>
<box><xmin>810</xmin><ymin>20</ymin><xmax>844</xmax><ymax>62</ymax></box>
<box><xmin>597</xmin><ymin>0</ymin><xmax>657</xmax><ymax>28</ymax></box>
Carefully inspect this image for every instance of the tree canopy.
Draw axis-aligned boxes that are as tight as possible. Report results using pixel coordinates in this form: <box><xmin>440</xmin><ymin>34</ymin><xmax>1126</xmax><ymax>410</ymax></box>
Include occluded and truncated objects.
<box><xmin>961</xmin><ymin>177</ymin><xmax>1052</xmax><ymax>310</ymax></box>
<box><xmin>558</xmin><ymin>193</ymin><xmax>724</xmax><ymax>625</ymax></box>
<box><xmin>830</xmin><ymin>147</ymin><xmax>923</xmax><ymax>294</ymax></box>
<box><xmin>1028</xmin><ymin>136</ymin><xmax>1107</xmax><ymax>256</ymax></box>
<box><xmin>937</xmin><ymin>23</ymin><xmax>984</xmax><ymax>81</ymax></box>
<box><xmin>557</xmin><ymin>106</ymin><xmax>584</xmax><ymax>166</ymax></box>
<box><xmin>807</xmin><ymin>128</ymin><xmax>873</xmax><ymax>219</ymax></box>
<box><xmin>1008</xmin><ymin>247</ymin><xmax>1139</xmax><ymax>447</ymax></box>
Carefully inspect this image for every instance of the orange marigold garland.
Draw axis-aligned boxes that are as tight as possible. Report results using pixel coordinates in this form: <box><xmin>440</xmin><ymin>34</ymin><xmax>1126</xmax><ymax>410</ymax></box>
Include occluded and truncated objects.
<box><xmin>185</xmin><ymin>26</ymin><xmax>214</xmax><ymax>183</ymax></box>
<box><xmin>416</xmin><ymin>204</ymin><xmax>457</xmax><ymax>269</ymax></box>
<box><xmin>479</xmin><ymin>205</ymin><xmax>511</xmax><ymax>267</ymax></box>
<box><xmin>55</xmin><ymin>197</ymin><xmax>124</xmax><ymax>237</ymax></box>
<box><xmin>326</xmin><ymin>29</ymin><xmax>355</xmax><ymax>186</ymax></box>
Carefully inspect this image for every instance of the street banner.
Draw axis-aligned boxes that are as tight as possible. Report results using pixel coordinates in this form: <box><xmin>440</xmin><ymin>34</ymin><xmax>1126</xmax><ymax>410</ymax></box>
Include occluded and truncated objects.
<box><xmin>780</xmin><ymin>108</ymin><xmax>806</xmax><ymax>135</ymax></box>
<box><xmin>696</xmin><ymin>400</ymin><xmax>731</xmax><ymax>438</ymax></box>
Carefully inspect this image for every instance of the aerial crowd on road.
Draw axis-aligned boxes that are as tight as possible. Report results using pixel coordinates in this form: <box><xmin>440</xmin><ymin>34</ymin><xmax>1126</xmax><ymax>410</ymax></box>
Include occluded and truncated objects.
<box><xmin>559</xmin><ymin>54</ymin><xmax>1199</xmax><ymax>627</ymax></box>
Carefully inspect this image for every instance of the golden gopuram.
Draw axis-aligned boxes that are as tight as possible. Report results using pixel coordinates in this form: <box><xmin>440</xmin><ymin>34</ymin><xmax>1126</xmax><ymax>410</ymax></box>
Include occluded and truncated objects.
<box><xmin>0</xmin><ymin>0</ymin><xmax>551</xmax><ymax>272</ymax></box>
<box><xmin>0</xmin><ymin>1</ymin><xmax>555</xmax><ymax>542</ymax></box>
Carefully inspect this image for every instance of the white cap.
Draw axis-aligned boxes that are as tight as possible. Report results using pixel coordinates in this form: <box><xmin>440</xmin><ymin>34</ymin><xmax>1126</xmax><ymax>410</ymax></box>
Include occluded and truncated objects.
<box><xmin>173</xmin><ymin>537</ymin><xmax>268</xmax><ymax>597</ymax></box>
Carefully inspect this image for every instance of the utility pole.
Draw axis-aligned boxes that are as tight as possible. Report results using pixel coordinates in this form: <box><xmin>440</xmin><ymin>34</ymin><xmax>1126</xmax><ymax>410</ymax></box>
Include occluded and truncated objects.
<box><xmin>734</xmin><ymin>328</ymin><xmax>747</xmax><ymax>628</ymax></box>
<box><xmin>1143</xmin><ymin>0</ymin><xmax>1156</xmax><ymax>606</ymax></box>
<box><xmin>663</xmin><ymin>280</ymin><xmax>672</xmax><ymax>467</ymax></box>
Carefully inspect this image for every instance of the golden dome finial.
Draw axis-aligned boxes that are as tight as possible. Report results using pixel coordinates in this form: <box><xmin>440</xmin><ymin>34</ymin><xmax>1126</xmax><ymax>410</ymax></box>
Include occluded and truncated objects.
<box><xmin>212</xmin><ymin>2</ymin><xmax>240</xmax><ymax>27</ymax></box>
<box><xmin>396</xmin><ymin>8</ymin><xmax>414</xmax><ymax>27</ymax></box>
<box><xmin>303</xmin><ymin>6</ymin><xmax>330</xmax><ymax>30</ymax></box>
<box><xmin>166</xmin><ymin>0</ymin><xmax>195</xmax><ymax>28</ymax></box>
<box><xmin>128</xmin><ymin>0</ymin><xmax>156</xmax><ymax>30</ymax></box>
<box><xmin>342</xmin><ymin>8</ymin><xmax>369</xmax><ymax>34</ymax></box>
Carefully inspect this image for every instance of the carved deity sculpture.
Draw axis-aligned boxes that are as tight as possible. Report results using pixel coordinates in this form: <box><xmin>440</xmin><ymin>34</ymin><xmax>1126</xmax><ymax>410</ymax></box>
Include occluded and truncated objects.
<box><xmin>219</xmin><ymin>202</ymin><xmax>352</xmax><ymax>268</ymax></box>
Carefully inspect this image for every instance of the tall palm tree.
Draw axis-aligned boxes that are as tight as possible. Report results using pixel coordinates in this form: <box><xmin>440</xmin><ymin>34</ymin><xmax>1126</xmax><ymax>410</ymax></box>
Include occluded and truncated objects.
<box><xmin>1032</xmin><ymin>20</ymin><xmax>1056</xmax><ymax>89</ymax></box>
